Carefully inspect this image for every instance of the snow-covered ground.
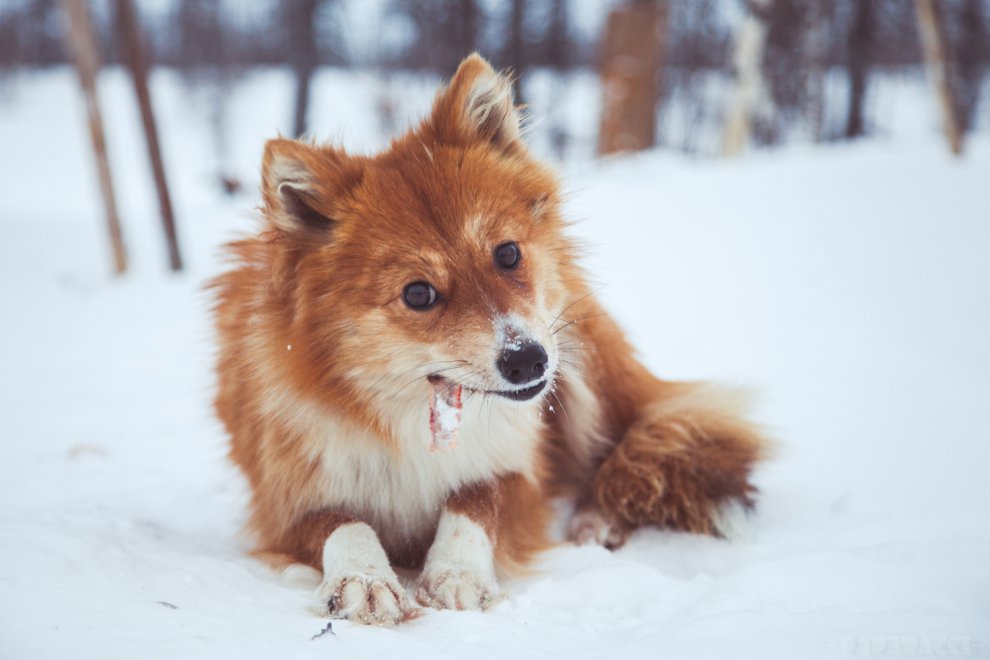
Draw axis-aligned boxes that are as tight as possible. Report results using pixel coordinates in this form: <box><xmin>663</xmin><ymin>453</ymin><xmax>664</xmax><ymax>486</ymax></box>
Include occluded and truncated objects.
<box><xmin>1</xmin><ymin>68</ymin><xmax>988</xmax><ymax>659</ymax></box>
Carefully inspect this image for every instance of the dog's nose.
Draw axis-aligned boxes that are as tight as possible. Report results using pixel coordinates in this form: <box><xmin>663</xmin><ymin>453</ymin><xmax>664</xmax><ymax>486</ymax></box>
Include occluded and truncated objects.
<box><xmin>497</xmin><ymin>342</ymin><xmax>549</xmax><ymax>386</ymax></box>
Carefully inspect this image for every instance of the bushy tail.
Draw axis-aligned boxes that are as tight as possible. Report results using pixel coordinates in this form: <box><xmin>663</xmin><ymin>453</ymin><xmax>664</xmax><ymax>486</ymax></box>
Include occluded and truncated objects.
<box><xmin>592</xmin><ymin>383</ymin><xmax>770</xmax><ymax>538</ymax></box>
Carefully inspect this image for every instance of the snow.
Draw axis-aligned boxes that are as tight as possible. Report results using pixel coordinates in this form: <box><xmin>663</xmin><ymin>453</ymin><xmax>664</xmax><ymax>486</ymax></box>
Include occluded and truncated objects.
<box><xmin>1</xmin><ymin>67</ymin><xmax>988</xmax><ymax>658</ymax></box>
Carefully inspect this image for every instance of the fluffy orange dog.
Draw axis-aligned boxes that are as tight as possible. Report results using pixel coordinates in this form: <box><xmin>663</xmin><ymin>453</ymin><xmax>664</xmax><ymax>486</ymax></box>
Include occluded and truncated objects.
<box><xmin>213</xmin><ymin>54</ymin><xmax>767</xmax><ymax>625</ymax></box>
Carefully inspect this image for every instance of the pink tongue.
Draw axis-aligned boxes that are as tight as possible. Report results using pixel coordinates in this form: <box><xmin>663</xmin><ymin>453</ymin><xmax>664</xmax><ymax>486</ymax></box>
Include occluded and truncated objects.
<box><xmin>429</xmin><ymin>378</ymin><xmax>463</xmax><ymax>452</ymax></box>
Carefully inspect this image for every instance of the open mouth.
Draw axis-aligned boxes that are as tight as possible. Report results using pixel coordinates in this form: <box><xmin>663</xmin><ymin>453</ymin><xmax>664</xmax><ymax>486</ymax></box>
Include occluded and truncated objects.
<box><xmin>427</xmin><ymin>375</ymin><xmax>548</xmax><ymax>402</ymax></box>
<box><xmin>491</xmin><ymin>380</ymin><xmax>547</xmax><ymax>401</ymax></box>
<box><xmin>425</xmin><ymin>374</ymin><xmax>548</xmax><ymax>453</ymax></box>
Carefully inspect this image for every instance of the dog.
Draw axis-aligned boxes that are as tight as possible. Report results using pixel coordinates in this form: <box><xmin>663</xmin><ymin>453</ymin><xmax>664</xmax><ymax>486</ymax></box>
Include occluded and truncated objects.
<box><xmin>211</xmin><ymin>53</ymin><xmax>768</xmax><ymax>625</ymax></box>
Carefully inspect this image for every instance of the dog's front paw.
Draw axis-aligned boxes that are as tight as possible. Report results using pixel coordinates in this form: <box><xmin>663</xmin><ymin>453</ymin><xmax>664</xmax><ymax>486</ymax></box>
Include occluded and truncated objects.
<box><xmin>415</xmin><ymin>568</ymin><xmax>502</xmax><ymax>611</ymax></box>
<box><xmin>313</xmin><ymin>573</ymin><xmax>416</xmax><ymax>626</ymax></box>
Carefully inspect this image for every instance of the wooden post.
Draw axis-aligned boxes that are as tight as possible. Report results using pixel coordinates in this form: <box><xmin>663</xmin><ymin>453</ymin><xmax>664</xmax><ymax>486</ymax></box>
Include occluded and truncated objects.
<box><xmin>61</xmin><ymin>0</ymin><xmax>127</xmax><ymax>275</ymax></box>
<box><xmin>597</xmin><ymin>1</ymin><xmax>665</xmax><ymax>156</ymax></box>
<box><xmin>115</xmin><ymin>0</ymin><xmax>184</xmax><ymax>271</ymax></box>
<box><xmin>914</xmin><ymin>0</ymin><xmax>964</xmax><ymax>155</ymax></box>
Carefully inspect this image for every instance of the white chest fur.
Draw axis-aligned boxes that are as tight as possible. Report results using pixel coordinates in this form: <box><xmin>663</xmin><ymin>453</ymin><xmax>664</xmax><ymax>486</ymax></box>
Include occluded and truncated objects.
<box><xmin>275</xmin><ymin>386</ymin><xmax>544</xmax><ymax>554</ymax></box>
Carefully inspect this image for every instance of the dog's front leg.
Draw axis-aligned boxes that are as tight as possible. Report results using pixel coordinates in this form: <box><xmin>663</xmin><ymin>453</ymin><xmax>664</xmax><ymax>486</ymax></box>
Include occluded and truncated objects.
<box><xmin>288</xmin><ymin>510</ymin><xmax>416</xmax><ymax>625</ymax></box>
<box><xmin>416</xmin><ymin>481</ymin><xmax>502</xmax><ymax>611</ymax></box>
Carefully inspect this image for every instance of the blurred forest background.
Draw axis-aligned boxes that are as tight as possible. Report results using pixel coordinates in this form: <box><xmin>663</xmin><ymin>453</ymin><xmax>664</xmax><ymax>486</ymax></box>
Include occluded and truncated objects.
<box><xmin>1</xmin><ymin>0</ymin><xmax>988</xmax><ymax>273</ymax></box>
<box><xmin>3</xmin><ymin>0</ymin><xmax>988</xmax><ymax>154</ymax></box>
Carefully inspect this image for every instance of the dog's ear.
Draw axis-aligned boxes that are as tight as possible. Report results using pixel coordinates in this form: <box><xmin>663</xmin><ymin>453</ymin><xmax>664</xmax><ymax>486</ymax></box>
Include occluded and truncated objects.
<box><xmin>261</xmin><ymin>139</ymin><xmax>361</xmax><ymax>238</ymax></box>
<box><xmin>424</xmin><ymin>53</ymin><xmax>522</xmax><ymax>151</ymax></box>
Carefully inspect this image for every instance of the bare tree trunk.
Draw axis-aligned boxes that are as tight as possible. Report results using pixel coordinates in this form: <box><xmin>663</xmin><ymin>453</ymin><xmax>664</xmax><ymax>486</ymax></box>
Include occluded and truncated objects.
<box><xmin>547</xmin><ymin>0</ymin><xmax>569</xmax><ymax>160</ymax></box>
<box><xmin>803</xmin><ymin>0</ymin><xmax>828</xmax><ymax>142</ymax></box>
<box><xmin>914</xmin><ymin>0</ymin><xmax>964</xmax><ymax>155</ymax></box>
<box><xmin>845</xmin><ymin>0</ymin><xmax>875</xmax><ymax>139</ymax></box>
<box><xmin>547</xmin><ymin>0</ymin><xmax>569</xmax><ymax>69</ymax></box>
<box><xmin>508</xmin><ymin>0</ymin><xmax>525</xmax><ymax>70</ymax></box>
<box><xmin>115</xmin><ymin>0</ymin><xmax>183</xmax><ymax>272</ymax></box>
<box><xmin>288</xmin><ymin>0</ymin><xmax>319</xmax><ymax>138</ymax></box>
<box><xmin>951</xmin><ymin>0</ymin><xmax>986</xmax><ymax>134</ymax></box>
<box><xmin>61</xmin><ymin>0</ymin><xmax>127</xmax><ymax>275</ymax></box>
<box><xmin>293</xmin><ymin>69</ymin><xmax>313</xmax><ymax>139</ymax></box>
<box><xmin>507</xmin><ymin>0</ymin><xmax>526</xmax><ymax>104</ymax></box>
<box><xmin>597</xmin><ymin>1</ymin><xmax>666</xmax><ymax>156</ymax></box>
<box><xmin>722</xmin><ymin>0</ymin><xmax>773</xmax><ymax>156</ymax></box>
<box><xmin>459</xmin><ymin>0</ymin><xmax>479</xmax><ymax>55</ymax></box>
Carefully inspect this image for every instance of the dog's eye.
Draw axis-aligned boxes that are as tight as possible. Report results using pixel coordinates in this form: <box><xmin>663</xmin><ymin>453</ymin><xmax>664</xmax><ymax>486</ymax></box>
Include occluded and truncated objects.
<box><xmin>403</xmin><ymin>282</ymin><xmax>438</xmax><ymax>310</ymax></box>
<box><xmin>494</xmin><ymin>242</ymin><xmax>520</xmax><ymax>270</ymax></box>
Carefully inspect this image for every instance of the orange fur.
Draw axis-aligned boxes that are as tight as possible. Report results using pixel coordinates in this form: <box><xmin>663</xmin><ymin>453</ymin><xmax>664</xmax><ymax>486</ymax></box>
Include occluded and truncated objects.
<box><xmin>212</xmin><ymin>54</ymin><xmax>769</xmax><ymax>624</ymax></box>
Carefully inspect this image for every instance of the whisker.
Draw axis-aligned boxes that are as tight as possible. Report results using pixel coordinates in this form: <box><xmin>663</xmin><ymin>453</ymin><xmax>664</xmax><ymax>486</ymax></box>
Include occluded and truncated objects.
<box><xmin>393</xmin><ymin>363</ymin><xmax>470</xmax><ymax>397</ymax></box>
<box><xmin>551</xmin><ymin>312</ymin><xmax>610</xmax><ymax>337</ymax></box>
<box><xmin>555</xmin><ymin>341</ymin><xmax>588</xmax><ymax>353</ymax></box>
<box><xmin>548</xmin><ymin>294</ymin><xmax>590</xmax><ymax>331</ymax></box>
<box><xmin>367</xmin><ymin>359</ymin><xmax>464</xmax><ymax>392</ymax></box>
<box><xmin>549</xmin><ymin>388</ymin><xmax>572</xmax><ymax>428</ymax></box>
<box><xmin>485</xmin><ymin>390</ymin><xmax>495</xmax><ymax>439</ymax></box>
<box><xmin>547</xmin><ymin>287</ymin><xmax>602</xmax><ymax>331</ymax></box>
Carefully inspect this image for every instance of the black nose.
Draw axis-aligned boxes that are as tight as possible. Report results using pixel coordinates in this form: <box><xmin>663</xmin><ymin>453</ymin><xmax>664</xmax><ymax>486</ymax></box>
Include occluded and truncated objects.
<box><xmin>497</xmin><ymin>342</ymin><xmax>549</xmax><ymax>386</ymax></box>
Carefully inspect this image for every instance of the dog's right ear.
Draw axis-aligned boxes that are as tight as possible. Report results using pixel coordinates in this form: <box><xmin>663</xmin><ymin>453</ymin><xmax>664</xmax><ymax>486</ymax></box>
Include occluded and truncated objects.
<box><xmin>261</xmin><ymin>139</ymin><xmax>360</xmax><ymax>238</ymax></box>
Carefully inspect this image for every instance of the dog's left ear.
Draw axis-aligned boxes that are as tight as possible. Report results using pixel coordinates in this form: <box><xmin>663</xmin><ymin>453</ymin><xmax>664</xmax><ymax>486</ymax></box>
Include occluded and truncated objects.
<box><xmin>423</xmin><ymin>53</ymin><xmax>522</xmax><ymax>151</ymax></box>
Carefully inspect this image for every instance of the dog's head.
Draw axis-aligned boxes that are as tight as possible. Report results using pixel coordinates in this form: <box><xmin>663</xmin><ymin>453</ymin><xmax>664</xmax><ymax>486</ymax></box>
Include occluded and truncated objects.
<box><xmin>260</xmin><ymin>55</ymin><xmax>575</xmax><ymax>417</ymax></box>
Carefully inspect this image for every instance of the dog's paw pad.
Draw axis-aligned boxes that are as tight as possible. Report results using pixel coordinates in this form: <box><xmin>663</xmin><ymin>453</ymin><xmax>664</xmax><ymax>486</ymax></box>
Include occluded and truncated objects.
<box><xmin>415</xmin><ymin>568</ymin><xmax>502</xmax><ymax>611</ymax></box>
<box><xmin>312</xmin><ymin>573</ymin><xmax>416</xmax><ymax>625</ymax></box>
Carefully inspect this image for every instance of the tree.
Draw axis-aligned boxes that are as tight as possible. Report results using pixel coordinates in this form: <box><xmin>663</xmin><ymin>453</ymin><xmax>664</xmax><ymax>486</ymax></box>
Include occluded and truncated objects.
<box><xmin>545</xmin><ymin>0</ymin><xmax>569</xmax><ymax>70</ymax></box>
<box><xmin>598</xmin><ymin>1</ymin><xmax>666</xmax><ymax>155</ymax></box>
<box><xmin>504</xmin><ymin>0</ymin><xmax>527</xmax><ymax>103</ymax></box>
<box><xmin>390</xmin><ymin>0</ymin><xmax>484</xmax><ymax>73</ymax></box>
<box><xmin>173</xmin><ymin>0</ymin><xmax>244</xmax><ymax>193</ymax></box>
<box><xmin>722</xmin><ymin>0</ymin><xmax>774</xmax><ymax>155</ymax></box>
<box><xmin>284</xmin><ymin>0</ymin><xmax>322</xmax><ymax>138</ymax></box>
<box><xmin>545</xmin><ymin>0</ymin><xmax>570</xmax><ymax>159</ymax></box>
<box><xmin>801</xmin><ymin>0</ymin><xmax>829</xmax><ymax>142</ymax></box>
<box><xmin>115</xmin><ymin>0</ymin><xmax>183</xmax><ymax>270</ymax></box>
<box><xmin>845</xmin><ymin>0</ymin><xmax>876</xmax><ymax>139</ymax></box>
<box><xmin>914</xmin><ymin>0</ymin><xmax>963</xmax><ymax>154</ymax></box>
<box><xmin>946</xmin><ymin>0</ymin><xmax>987</xmax><ymax>135</ymax></box>
<box><xmin>61</xmin><ymin>0</ymin><xmax>127</xmax><ymax>274</ymax></box>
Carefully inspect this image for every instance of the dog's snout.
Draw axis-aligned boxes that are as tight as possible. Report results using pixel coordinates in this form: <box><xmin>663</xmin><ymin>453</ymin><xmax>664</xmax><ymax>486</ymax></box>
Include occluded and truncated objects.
<box><xmin>497</xmin><ymin>342</ymin><xmax>549</xmax><ymax>386</ymax></box>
